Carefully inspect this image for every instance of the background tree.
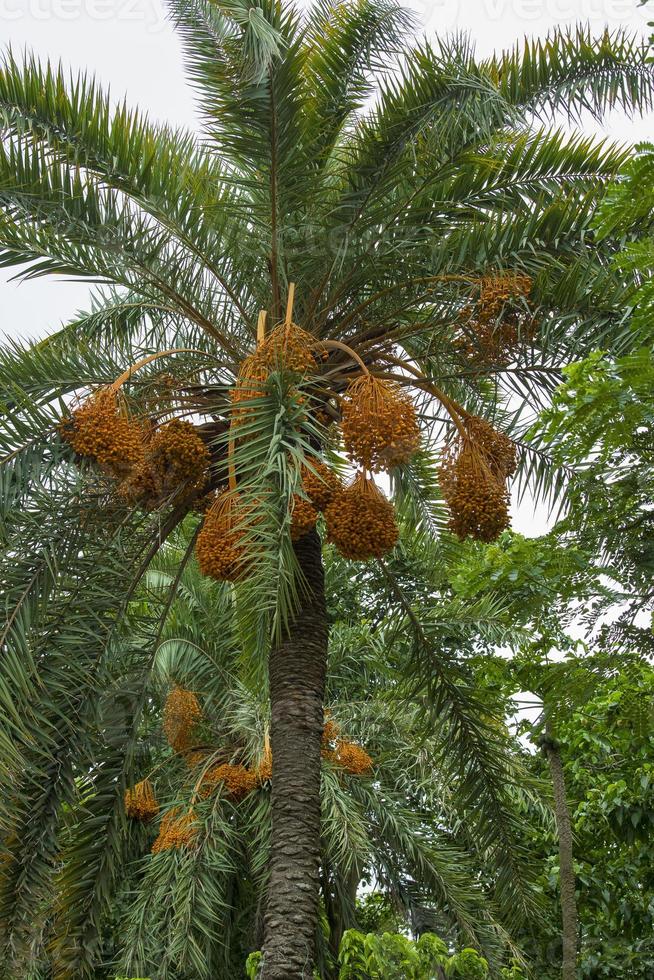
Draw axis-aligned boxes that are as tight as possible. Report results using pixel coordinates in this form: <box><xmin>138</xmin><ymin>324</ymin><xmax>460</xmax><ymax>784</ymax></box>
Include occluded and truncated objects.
<box><xmin>1</xmin><ymin>3</ymin><xmax>653</xmax><ymax>977</ymax></box>
<box><xmin>451</xmin><ymin>521</ymin><xmax>654</xmax><ymax>978</ymax></box>
<box><xmin>518</xmin><ymin>657</ymin><xmax>654</xmax><ymax>979</ymax></box>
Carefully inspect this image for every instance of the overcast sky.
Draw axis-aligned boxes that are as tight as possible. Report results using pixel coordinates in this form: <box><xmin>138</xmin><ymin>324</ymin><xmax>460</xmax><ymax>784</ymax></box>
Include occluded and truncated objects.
<box><xmin>1</xmin><ymin>0</ymin><xmax>652</xmax><ymax>533</ymax></box>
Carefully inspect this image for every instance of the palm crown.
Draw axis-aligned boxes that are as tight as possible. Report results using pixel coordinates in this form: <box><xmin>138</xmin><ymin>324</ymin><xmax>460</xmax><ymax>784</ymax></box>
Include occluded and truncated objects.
<box><xmin>0</xmin><ymin>2</ymin><xmax>652</xmax><ymax>977</ymax></box>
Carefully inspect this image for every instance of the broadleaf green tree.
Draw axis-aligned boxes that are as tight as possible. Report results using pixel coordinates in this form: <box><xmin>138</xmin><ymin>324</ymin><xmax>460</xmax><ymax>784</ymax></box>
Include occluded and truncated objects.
<box><xmin>451</xmin><ymin>518</ymin><xmax>654</xmax><ymax>978</ymax></box>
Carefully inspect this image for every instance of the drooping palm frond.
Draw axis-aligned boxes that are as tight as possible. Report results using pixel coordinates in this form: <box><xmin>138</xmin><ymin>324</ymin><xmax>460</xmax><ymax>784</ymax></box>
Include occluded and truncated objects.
<box><xmin>47</xmin><ymin>524</ymin><xmax>206</xmax><ymax>979</ymax></box>
<box><xmin>373</xmin><ymin>560</ymin><xmax>542</xmax><ymax>930</ymax></box>
<box><xmin>485</xmin><ymin>26</ymin><xmax>654</xmax><ymax>123</ymax></box>
<box><xmin>0</xmin><ymin>495</ymin><xmax>194</xmax><ymax>975</ymax></box>
<box><xmin>322</xmin><ymin>768</ymin><xmax>507</xmax><ymax>964</ymax></box>
<box><xmin>389</xmin><ymin>447</ymin><xmax>451</xmax><ymax>547</ymax></box>
<box><xmin>119</xmin><ymin>798</ymin><xmax>247</xmax><ymax>980</ymax></box>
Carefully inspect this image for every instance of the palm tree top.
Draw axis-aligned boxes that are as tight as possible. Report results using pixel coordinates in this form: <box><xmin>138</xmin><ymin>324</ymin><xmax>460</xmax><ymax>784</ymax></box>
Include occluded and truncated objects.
<box><xmin>1</xmin><ymin>7</ymin><xmax>651</xmax><ymax>513</ymax></box>
<box><xmin>1</xmin><ymin>0</ymin><xmax>651</xmax><ymax>633</ymax></box>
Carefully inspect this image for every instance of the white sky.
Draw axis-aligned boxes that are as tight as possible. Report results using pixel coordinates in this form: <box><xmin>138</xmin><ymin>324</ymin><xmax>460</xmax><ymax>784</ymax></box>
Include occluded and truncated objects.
<box><xmin>0</xmin><ymin>0</ymin><xmax>652</xmax><ymax>535</ymax></box>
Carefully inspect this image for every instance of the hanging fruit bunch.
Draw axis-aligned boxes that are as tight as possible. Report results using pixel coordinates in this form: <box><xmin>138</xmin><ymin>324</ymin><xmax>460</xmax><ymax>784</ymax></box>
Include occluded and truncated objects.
<box><xmin>260</xmin><ymin>320</ymin><xmax>318</xmax><ymax>376</ymax></box>
<box><xmin>151</xmin><ymin>808</ymin><xmax>197</xmax><ymax>854</ymax></box>
<box><xmin>163</xmin><ymin>687</ymin><xmax>203</xmax><ymax>755</ymax></box>
<box><xmin>318</xmin><ymin>363</ymin><xmax>419</xmax><ymax>560</ymax></box>
<box><xmin>124</xmin><ymin>779</ymin><xmax>160</xmax><ymax>822</ymax></box>
<box><xmin>320</xmin><ymin>713</ymin><xmax>374</xmax><ymax>776</ymax></box>
<box><xmin>230</xmin><ymin>300</ymin><xmax>318</xmax><ymax>432</ymax></box>
<box><xmin>327</xmin><ymin>740</ymin><xmax>374</xmax><ymax>776</ymax></box>
<box><xmin>325</xmin><ymin>473</ymin><xmax>399</xmax><ymax>561</ymax></box>
<box><xmin>118</xmin><ymin>418</ymin><xmax>211</xmax><ymax>509</ymax></box>
<box><xmin>290</xmin><ymin>494</ymin><xmax>319</xmax><ymax>541</ymax></box>
<box><xmin>478</xmin><ymin>271</ymin><xmax>533</xmax><ymax>321</ymax></box>
<box><xmin>439</xmin><ymin>415</ymin><xmax>517</xmax><ymax>543</ymax></box>
<box><xmin>59</xmin><ymin>348</ymin><xmax>215</xmax><ymax>511</ymax></box>
<box><xmin>340</xmin><ymin>375</ymin><xmax>421</xmax><ymax>472</ymax></box>
<box><xmin>186</xmin><ymin>734</ymin><xmax>271</xmax><ymax>802</ymax></box>
<box><xmin>197</xmin><ymin>762</ymin><xmax>259</xmax><ymax>802</ymax></box>
<box><xmin>290</xmin><ymin>457</ymin><xmax>344</xmax><ymax>541</ymax></box>
<box><xmin>456</xmin><ymin>270</ymin><xmax>534</xmax><ymax>366</ymax></box>
<box><xmin>464</xmin><ymin>416</ymin><xmax>518</xmax><ymax>481</ymax></box>
<box><xmin>59</xmin><ymin>388</ymin><xmax>144</xmax><ymax>478</ymax></box>
<box><xmin>196</xmin><ymin>490</ymin><xmax>256</xmax><ymax>582</ymax></box>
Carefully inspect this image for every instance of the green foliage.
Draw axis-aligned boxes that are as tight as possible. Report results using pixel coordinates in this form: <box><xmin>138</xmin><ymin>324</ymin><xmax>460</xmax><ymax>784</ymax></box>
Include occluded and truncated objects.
<box><xmin>533</xmin><ymin>347</ymin><xmax>654</xmax><ymax>641</ymax></box>
<box><xmin>245</xmin><ymin>951</ymin><xmax>262</xmax><ymax>979</ymax></box>
<box><xmin>337</xmin><ymin>929</ymin><xmax>487</xmax><ymax>979</ymax></box>
<box><xmin>499</xmin><ymin>961</ymin><xmax>527</xmax><ymax>980</ymax></box>
<box><xmin>447</xmin><ymin>948</ymin><xmax>490</xmax><ymax>978</ymax></box>
<box><xmin>354</xmin><ymin>893</ymin><xmax>402</xmax><ymax>935</ymax></box>
<box><xmin>450</xmin><ymin>531</ymin><xmax>594</xmax><ymax>632</ymax></box>
<box><xmin>594</xmin><ymin>143</ymin><xmax>654</xmax><ymax>339</ymax></box>
<box><xmin>537</xmin><ymin>348</ymin><xmax>654</xmax><ymax>465</ymax></box>
<box><xmin>564</xmin><ymin>667</ymin><xmax>654</xmax><ymax>975</ymax></box>
<box><xmin>517</xmin><ymin>663</ymin><xmax>654</xmax><ymax>978</ymax></box>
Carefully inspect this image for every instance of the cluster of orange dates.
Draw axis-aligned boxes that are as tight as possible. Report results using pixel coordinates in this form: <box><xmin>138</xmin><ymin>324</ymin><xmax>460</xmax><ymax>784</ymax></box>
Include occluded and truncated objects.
<box><xmin>439</xmin><ymin>417</ymin><xmax>518</xmax><ymax>542</ymax></box>
<box><xmin>125</xmin><ymin>690</ymin><xmax>374</xmax><ymax>853</ymax></box>
<box><xmin>456</xmin><ymin>271</ymin><xmax>534</xmax><ymax>367</ymax></box>
<box><xmin>60</xmin><ymin>389</ymin><xmax>210</xmax><ymax>511</ymax></box>
<box><xmin>151</xmin><ymin>807</ymin><xmax>196</xmax><ymax>854</ymax></box>
<box><xmin>321</xmin><ymin>715</ymin><xmax>373</xmax><ymax>775</ymax></box>
<box><xmin>60</xmin><ymin>272</ymin><xmax>527</xmax><ymax>568</ymax></box>
<box><xmin>124</xmin><ymin>778</ymin><xmax>159</xmax><ymax>822</ymax></box>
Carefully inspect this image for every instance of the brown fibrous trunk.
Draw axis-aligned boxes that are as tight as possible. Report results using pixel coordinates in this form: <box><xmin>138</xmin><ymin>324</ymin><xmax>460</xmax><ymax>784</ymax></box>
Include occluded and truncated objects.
<box><xmin>261</xmin><ymin>529</ymin><xmax>328</xmax><ymax>979</ymax></box>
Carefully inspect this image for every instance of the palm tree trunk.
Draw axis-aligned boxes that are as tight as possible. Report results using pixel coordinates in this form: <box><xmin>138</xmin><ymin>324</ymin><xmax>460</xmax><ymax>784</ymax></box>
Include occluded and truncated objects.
<box><xmin>262</xmin><ymin>528</ymin><xmax>328</xmax><ymax>979</ymax></box>
<box><xmin>543</xmin><ymin>730</ymin><xmax>577</xmax><ymax>980</ymax></box>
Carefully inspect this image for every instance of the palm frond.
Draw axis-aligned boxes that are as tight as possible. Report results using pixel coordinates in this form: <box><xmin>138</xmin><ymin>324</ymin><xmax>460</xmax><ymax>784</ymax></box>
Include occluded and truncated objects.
<box><xmin>302</xmin><ymin>0</ymin><xmax>414</xmax><ymax>169</ymax></box>
<box><xmin>0</xmin><ymin>495</ymin><xmax>185</xmax><ymax>972</ymax></box>
<box><xmin>485</xmin><ymin>25</ymin><xmax>654</xmax><ymax>123</ymax></box>
<box><xmin>376</xmin><ymin>562</ymin><xmax>543</xmax><ymax>930</ymax></box>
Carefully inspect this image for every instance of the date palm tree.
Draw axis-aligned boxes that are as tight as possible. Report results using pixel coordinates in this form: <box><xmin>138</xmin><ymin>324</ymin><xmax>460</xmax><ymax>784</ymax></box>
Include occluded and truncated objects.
<box><xmin>0</xmin><ymin>3</ymin><xmax>652</xmax><ymax>977</ymax></box>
